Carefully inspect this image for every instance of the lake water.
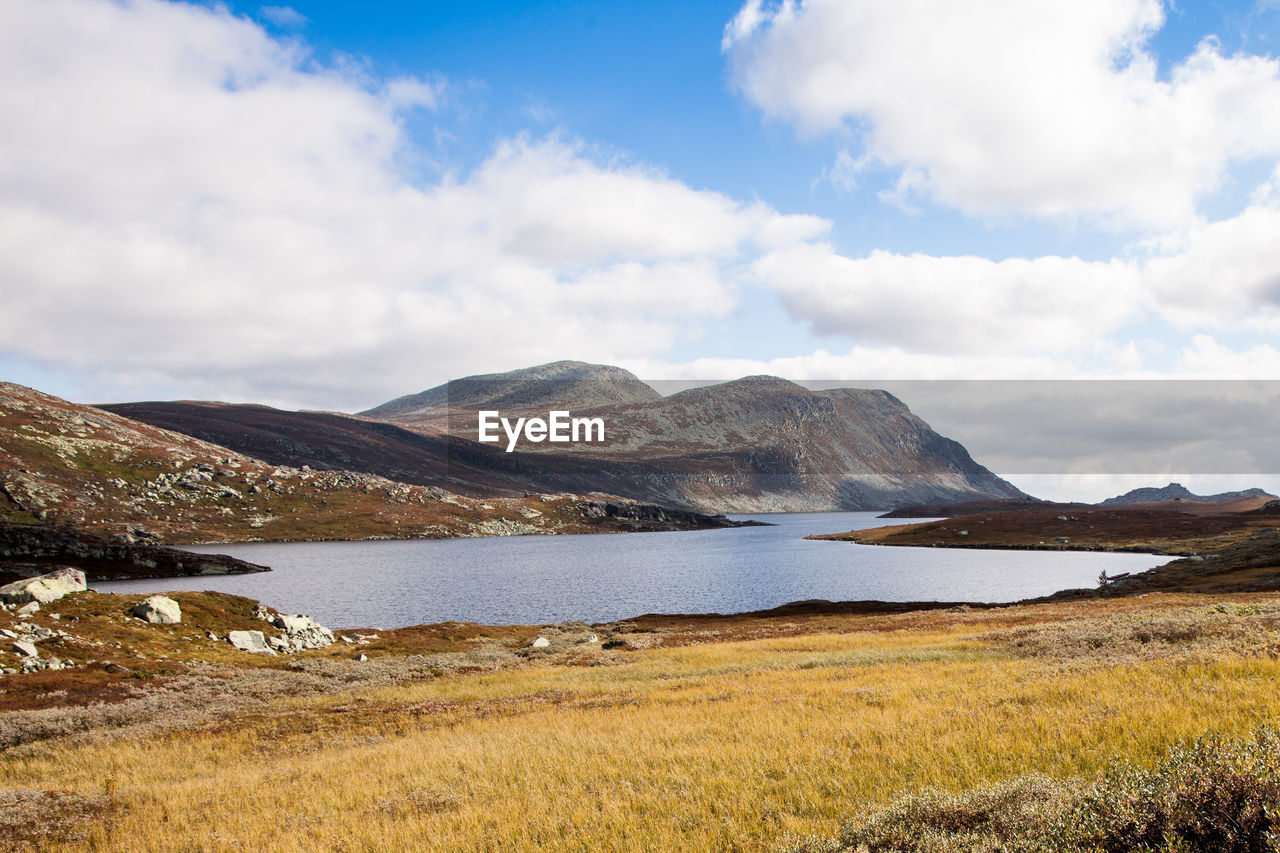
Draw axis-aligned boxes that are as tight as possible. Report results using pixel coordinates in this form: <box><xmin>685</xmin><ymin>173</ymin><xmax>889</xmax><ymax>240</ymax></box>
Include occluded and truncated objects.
<box><xmin>94</xmin><ymin>512</ymin><xmax>1163</xmax><ymax>628</ymax></box>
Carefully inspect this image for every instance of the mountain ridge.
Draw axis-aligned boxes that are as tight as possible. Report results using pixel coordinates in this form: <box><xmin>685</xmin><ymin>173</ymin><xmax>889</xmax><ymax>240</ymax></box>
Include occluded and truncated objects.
<box><xmin>109</xmin><ymin>361</ymin><xmax>1029</xmax><ymax>512</ymax></box>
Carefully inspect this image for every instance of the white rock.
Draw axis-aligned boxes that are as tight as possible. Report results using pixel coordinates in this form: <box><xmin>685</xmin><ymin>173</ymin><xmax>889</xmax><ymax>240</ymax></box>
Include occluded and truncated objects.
<box><xmin>529</xmin><ymin>637</ymin><xmax>550</xmax><ymax>648</ymax></box>
<box><xmin>0</xmin><ymin>629</ymin><xmax>18</xmax><ymax>639</ymax></box>
<box><xmin>16</xmin><ymin>602</ymin><xmax>39</xmax><ymax>617</ymax></box>
<box><xmin>354</xmin><ymin>653</ymin><xmax>368</xmax><ymax>662</ymax></box>
<box><xmin>270</xmin><ymin>613</ymin><xmax>335</xmax><ymax>651</ymax></box>
<box><xmin>227</xmin><ymin>630</ymin><xmax>276</xmax><ymax>655</ymax></box>
<box><xmin>0</xmin><ymin>567</ymin><xmax>87</xmax><ymax>605</ymax></box>
<box><xmin>578</xmin><ymin>634</ymin><xmax>599</xmax><ymax>644</ymax></box>
<box><xmin>130</xmin><ymin>595</ymin><xmax>182</xmax><ymax>624</ymax></box>
<box><xmin>11</xmin><ymin>640</ymin><xmax>38</xmax><ymax>657</ymax></box>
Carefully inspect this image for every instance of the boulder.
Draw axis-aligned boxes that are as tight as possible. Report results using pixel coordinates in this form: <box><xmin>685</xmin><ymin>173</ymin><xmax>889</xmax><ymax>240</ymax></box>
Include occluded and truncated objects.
<box><xmin>270</xmin><ymin>613</ymin><xmax>335</xmax><ymax>651</ymax></box>
<box><xmin>529</xmin><ymin>636</ymin><xmax>550</xmax><ymax>648</ymax></box>
<box><xmin>11</xmin><ymin>640</ymin><xmax>38</xmax><ymax>658</ymax></box>
<box><xmin>130</xmin><ymin>595</ymin><xmax>181</xmax><ymax>624</ymax></box>
<box><xmin>227</xmin><ymin>630</ymin><xmax>276</xmax><ymax>655</ymax></box>
<box><xmin>16</xmin><ymin>602</ymin><xmax>39</xmax><ymax>616</ymax></box>
<box><xmin>0</xmin><ymin>567</ymin><xmax>87</xmax><ymax>605</ymax></box>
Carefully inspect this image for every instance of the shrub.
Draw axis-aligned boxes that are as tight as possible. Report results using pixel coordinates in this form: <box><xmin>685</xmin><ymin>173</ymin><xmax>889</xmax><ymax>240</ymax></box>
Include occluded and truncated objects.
<box><xmin>784</xmin><ymin>727</ymin><xmax>1280</xmax><ymax>853</ymax></box>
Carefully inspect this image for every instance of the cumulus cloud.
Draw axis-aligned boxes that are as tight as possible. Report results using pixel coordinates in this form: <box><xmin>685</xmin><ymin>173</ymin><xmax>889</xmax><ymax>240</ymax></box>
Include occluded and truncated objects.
<box><xmin>0</xmin><ymin>0</ymin><xmax>826</xmax><ymax>410</ymax></box>
<box><xmin>754</xmin><ymin>246</ymin><xmax>1145</xmax><ymax>355</ymax></box>
<box><xmin>723</xmin><ymin>0</ymin><xmax>1280</xmax><ymax>230</ymax></box>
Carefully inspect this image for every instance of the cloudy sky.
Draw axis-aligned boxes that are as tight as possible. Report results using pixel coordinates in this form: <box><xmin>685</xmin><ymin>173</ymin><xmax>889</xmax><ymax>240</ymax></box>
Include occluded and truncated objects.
<box><xmin>3</xmin><ymin>0</ymin><xmax>1280</xmax><ymax>496</ymax></box>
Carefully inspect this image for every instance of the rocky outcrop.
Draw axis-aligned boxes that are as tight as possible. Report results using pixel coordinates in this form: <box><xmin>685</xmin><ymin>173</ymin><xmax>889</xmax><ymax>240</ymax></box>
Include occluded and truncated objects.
<box><xmin>226</xmin><ymin>609</ymin><xmax>334</xmax><ymax>654</ymax></box>
<box><xmin>0</xmin><ymin>566</ymin><xmax>86</xmax><ymax>605</ymax></box>
<box><xmin>0</xmin><ymin>521</ymin><xmax>268</xmax><ymax>583</ymax></box>
<box><xmin>268</xmin><ymin>613</ymin><xmax>334</xmax><ymax>652</ymax></box>
<box><xmin>130</xmin><ymin>594</ymin><xmax>181</xmax><ymax>624</ymax></box>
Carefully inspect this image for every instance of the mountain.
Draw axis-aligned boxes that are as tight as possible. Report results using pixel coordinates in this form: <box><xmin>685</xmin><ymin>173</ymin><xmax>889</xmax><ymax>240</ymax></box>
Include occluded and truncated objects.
<box><xmin>0</xmin><ymin>382</ymin><xmax>748</xmax><ymax>544</ymax></box>
<box><xmin>361</xmin><ymin>360</ymin><xmax>661</xmax><ymax>426</ymax></box>
<box><xmin>111</xmin><ymin>362</ymin><xmax>1027</xmax><ymax>512</ymax></box>
<box><xmin>1100</xmin><ymin>482</ymin><xmax>1277</xmax><ymax>506</ymax></box>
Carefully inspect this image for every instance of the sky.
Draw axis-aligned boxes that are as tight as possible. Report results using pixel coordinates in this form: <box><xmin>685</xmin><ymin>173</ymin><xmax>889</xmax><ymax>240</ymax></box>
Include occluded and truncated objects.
<box><xmin>3</xmin><ymin>0</ymin><xmax>1280</xmax><ymax>498</ymax></box>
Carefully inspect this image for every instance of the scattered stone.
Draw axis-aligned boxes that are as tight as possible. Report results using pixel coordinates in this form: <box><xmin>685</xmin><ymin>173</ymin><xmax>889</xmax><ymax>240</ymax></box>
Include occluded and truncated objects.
<box><xmin>11</xmin><ymin>640</ymin><xmax>38</xmax><ymax>657</ymax></box>
<box><xmin>601</xmin><ymin>639</ymin><xmax>631</xmax><ymax>651</ymax></box>
<box><xmin>130</xmin><ymin>594</ymin><xmax>182</xmax><ymax>624</ymax></box>
<box><xmin>529</xmin><ymin>637</ymin><xmax>550</xmax><ymax>648</ymax></box>
<box><xmin>0</xmin><ymin>628</ymin><xmax>17</xmax><ymax>639</ymax></box>
<box><xmin>227</xmin><ymin>630</ymin><xmax>276</xmax><ymax>655</ymax></box>
<box><xmin>102</xmin><ymin>662</ymin><xmax>130</xmax><ymax>674</ymax></box>
<box><xmin>354</xmin><ymin>653</ymin><xmax>368</xmax><ymax>662</ymax></box>
<box><xmin>0</xmin><ymin>566</ymin><xmax>87</xmax><ymax>605</ymax></box>
<box><xmin>577</xmin><ymin>634</ymin><xmax>599</xmax><ymax>644</ymax></box>
<box><xmin>206</xmin><ymin>631</ymin><xmax>219</xmax><ymax>641</ymax></box>
<box><xmin>16</xmin><ymin>602</ymin><xmax>39</xmax><ymax>617</ymax></box>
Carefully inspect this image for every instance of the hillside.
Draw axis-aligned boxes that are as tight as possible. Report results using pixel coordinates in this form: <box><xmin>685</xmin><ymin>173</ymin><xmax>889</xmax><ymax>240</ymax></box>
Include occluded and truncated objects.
<box><xmin>117</xmin><ymin>362</ymin><xmax>1026</xmax><ymax>513</ymax></box>
<box><xmin>0</xmin><ymin>383</ymin><xmax>751</xmax><ymax>544</ymax></box>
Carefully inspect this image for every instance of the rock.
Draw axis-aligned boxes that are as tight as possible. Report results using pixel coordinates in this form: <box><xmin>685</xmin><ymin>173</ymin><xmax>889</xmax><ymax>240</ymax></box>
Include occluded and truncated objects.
<box><xmin>16</xmin><ymin>602</ymin><xmax>39</xmax><ymax>616</ymax></box>
<box><xmin>11</xmin><ymin>640</ymin><xmax>38</xmax><ymax>657</ymax></box>
<box><xmin>130</xmin><ymin>595</ymin><xmax>181</xmax><ymax>624</ymax></box>
<box><xmin>578</xmin><ymin>634</ymin><xmax>599</xmax><ymax>644</ymax></box>
<box><xmin>0</xmin><ymin>628</ymin><xmax>17</xmax><ymax>639</ymax></box>
<box><xmin>102</xmin><ymin>662</ymin><xmax>131</xmax><ymax>674</ymax></box>
<box><xmin>354</xmin><ymin>653</ymin><xmax>368</xmax><ymax>662</ymax></box>
<box><xmin>0</xmin><ymin>566</ymin><xmax>87</xmax><ymax>605</ymax></box>
<box><xmin>529</xmin><ymin>637</ymin><xmax>550</xmax><ymax>648</ymax></box>
<box><xmin>270</xmin><ymin>613</ymin><xmax>335</xmax><ymax>652</ymax></box>
<box><xmin>227</xmin><ymin>630</ymin><xmax>276</xmax><ymax>655</ymax></box>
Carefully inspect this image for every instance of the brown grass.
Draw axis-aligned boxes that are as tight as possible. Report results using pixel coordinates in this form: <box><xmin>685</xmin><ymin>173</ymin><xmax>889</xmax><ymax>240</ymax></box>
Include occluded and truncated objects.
<box><xmin>4</xmin><ymin>592</ymin><xmax>1280</xmax><ymax>851</ymax></box>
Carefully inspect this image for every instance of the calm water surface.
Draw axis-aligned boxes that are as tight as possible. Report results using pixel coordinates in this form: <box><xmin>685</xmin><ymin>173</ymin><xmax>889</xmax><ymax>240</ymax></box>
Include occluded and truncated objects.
<box><xmin>95</xmin><ymin>512</ymin><xmax>1163</xmax><ymax>628</ymax></box>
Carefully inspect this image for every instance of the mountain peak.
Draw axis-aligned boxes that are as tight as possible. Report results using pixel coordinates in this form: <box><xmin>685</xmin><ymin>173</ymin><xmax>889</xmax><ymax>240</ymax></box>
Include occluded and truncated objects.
<box><xmin>360</xmin><ymin>360</ymin><xmax>660</xmax><ymax>419</ymax></box>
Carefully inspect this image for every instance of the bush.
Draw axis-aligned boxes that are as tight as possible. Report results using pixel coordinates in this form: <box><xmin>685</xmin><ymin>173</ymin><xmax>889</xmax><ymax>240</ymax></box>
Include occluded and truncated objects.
<box><xmin>784</xmin><ymin>727</ymin><xmax>1280</xmax><ymax>853</ymax></box>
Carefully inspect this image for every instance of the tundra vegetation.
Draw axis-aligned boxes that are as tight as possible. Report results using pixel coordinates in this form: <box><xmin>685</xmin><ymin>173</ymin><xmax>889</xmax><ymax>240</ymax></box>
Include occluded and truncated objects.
<box><xmin>3</xmin><ymin>591</ymin><xmax>1280</xmax><ymax>851</ymax></box>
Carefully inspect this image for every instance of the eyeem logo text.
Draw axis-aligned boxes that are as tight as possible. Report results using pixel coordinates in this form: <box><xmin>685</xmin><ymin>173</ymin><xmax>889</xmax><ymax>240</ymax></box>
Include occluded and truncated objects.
<box><xmin>477</xmin><ymin>410</ymin><xmax>606</xmax><ymax>452</ymax></box>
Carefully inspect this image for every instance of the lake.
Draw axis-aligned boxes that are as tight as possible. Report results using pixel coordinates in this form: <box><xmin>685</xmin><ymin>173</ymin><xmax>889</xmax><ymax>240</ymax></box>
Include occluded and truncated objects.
<box><xmin>94</xmin><ymin>512</ymin><xmax>1163</xmax><ymax>628</ymax></box>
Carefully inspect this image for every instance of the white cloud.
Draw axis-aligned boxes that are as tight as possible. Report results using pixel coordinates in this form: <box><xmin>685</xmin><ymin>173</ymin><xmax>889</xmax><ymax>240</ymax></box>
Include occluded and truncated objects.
<box><xmin>724</xmin><ymin>0</ymin><xmax>1280</xmax><ymax>231</ymax></box>
<box><xmin>259</xmin><ymin>6</ymin><xmax>306</xmax><ymax>28</ymax></box>
<box><xmin>754</xmin><ymin>245</ymin><xmax>1145</xmax><ymax>355</ymax></box>
<box><xmin>0</xmin><ymin>0</ymin><xmax>826</xmax><ymax>410</ymax></box>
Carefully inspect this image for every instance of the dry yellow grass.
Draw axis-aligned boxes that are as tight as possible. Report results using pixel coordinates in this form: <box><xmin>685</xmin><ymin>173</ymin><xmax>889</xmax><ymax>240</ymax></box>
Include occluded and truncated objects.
<box><xmin>5</xmin><ymin>599</ymin><xmax>1280</xmax><ymax>851</ymax></box>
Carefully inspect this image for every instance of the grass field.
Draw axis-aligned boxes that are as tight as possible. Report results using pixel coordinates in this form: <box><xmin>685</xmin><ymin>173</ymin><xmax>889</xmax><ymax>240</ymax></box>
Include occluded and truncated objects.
<box><xmin>4</xmin><ymin>594</ymin><xmax>1280</xmax><ymax>851</ymax></box>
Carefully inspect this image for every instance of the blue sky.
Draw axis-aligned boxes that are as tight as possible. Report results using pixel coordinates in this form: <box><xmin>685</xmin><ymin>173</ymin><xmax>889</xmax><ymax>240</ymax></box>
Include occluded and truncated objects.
<box><xmin>4</xmin><ymin>0</ymin><xmax>1280</xmax><ymax>420</ymax></box>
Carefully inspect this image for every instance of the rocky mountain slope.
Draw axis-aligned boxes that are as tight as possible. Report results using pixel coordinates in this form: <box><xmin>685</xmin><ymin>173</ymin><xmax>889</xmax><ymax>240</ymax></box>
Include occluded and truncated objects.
<box><xmin>0</xmin><ymin>383</ymin><xmax>750</xmax><ymax>544</ymax></box>
<box><xmin>108</xmin><ymin>364</ymin><xmax>1026</xmax><ymax>512</ymax></box>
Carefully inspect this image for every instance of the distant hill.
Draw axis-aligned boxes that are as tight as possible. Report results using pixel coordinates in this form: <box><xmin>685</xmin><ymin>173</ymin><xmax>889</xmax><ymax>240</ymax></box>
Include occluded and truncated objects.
<box><xmin>111</xmin><ymin>361</ymin><xmax>1028</xmax><ymax>513</ymax></box>
<box><xmin>1100</xmin><ymin>482</ymin><xmax>1276</xmax><ymax>506</ymax></box>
